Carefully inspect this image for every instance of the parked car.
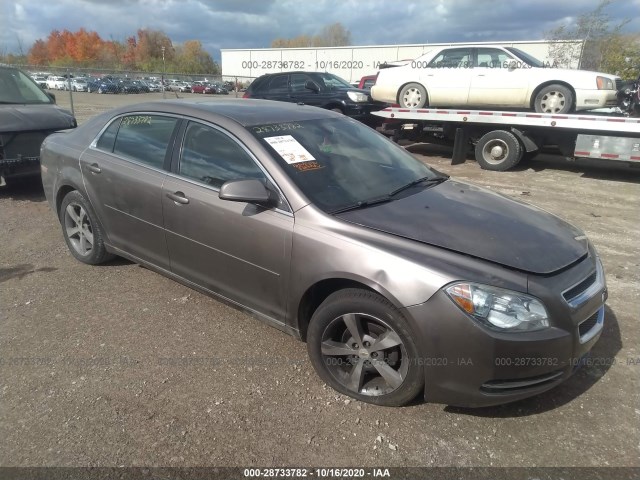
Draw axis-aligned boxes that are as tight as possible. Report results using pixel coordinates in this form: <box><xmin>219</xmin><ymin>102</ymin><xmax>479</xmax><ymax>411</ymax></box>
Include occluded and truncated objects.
<box><xmin>144</xmin><ymin>81</ymin><xmax>162</xmax><ymax>92</ymax></box>
<box><xmin>210</xmin><ymin>82</ymin><xmax>228</xmax><ymax>94</ymax></box>
<box><xmin>371</xmin><ymin>45</ymin><xmax>621</xmax><ymax>113</ymax></box>
<box><xmin>41</xmin><ymin>99</ymin><xmax>606</xmax><ymax>407</ymax></box>
<box><xmin>191</xmin><ymin>82</ymin><xmax>215</xmax><ymax>94</ymax></box>
<box><xmin>87</xmin><ymin>77</ymin><xmax>121</xmax><ymax>94</ymax></box>
<box><xmin>177</xmin><ymin>82</ymin><xmax>192</xmax><ymax>93</ymax></box>
<box><xmin>0</xmin><ymin>65</ymin><xmax>76</xmax><ymax>185</ymax></box>
<box><xmin>244</xmin><ymin>71</ymin><xmax>386</xmax><ymax>124</ymax></box>
<box><xmin>165</xmin><ymin>80</ymin><xmax>182</xmax><ymax>91</ymax></box>
<box><xmin>46</xmin><ymin>75</ymin><xmax>67</xmax><ymax>90</ymax></box>
<box><xmin>67</xmin><ymin>78</ymin><xmax>88</xmax><ymax>92</ymax></box>
<box><xmin>117</xmin><ymin>79</ymin><xmax>149</xmax><ymax>94</ymax></box>
<box><xmin>32</xmin><ymin>75</ymin><xmax>48</xmax><ymax>89</ymax></box>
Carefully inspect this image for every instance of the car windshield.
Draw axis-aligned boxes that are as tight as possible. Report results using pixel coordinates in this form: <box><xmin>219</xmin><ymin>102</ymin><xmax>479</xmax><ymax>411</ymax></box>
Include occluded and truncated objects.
<box><xmin>250</xmin><ymin>117</ymin><xmax>442</xmax><ymax>212</ymax></box>
<box><xmin>0</xmin><ymin>68</ymin><xmax>53</xmax><ymax>104</ymax></box>
<box><xmin>505</xmin><ymin>47</ymin><xmax>545</xmax><ymax>68</ymax></box>
<box><xmin>313</xmin><ymin>72</ymin><xmax>353</xmax><ymax>89</ymax></box>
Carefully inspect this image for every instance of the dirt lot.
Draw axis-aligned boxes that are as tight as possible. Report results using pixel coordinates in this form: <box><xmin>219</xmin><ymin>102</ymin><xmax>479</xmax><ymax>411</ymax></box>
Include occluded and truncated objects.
<box><xmin>1</xmin><ymin>92</ymin><xmax>639</xmax><ymax>472</ymax></box>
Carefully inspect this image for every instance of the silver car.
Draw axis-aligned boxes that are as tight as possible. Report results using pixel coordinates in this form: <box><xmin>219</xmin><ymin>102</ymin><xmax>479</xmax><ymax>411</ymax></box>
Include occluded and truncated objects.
<box><xmin>41</xmin><ymin>99</ymin><xmax>607</xmax><ymax>407</ymax></box>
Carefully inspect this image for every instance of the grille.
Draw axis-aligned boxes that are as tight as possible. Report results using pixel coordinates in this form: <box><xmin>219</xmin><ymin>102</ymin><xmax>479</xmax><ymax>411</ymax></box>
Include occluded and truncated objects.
<box><xmin>579</xmin><ymin>310</ymin><xmax>599</xmax><ymax>336</ymax></box>
<box><xmin>615</xmin><ymin>78</ymin><xmax>622</xmax><ymax>91</ymax></box>
<box><xmin>563</xmin><ymin>271</ymin><xmax>597</xmax><ymax>303</ymax></box>
<box><xmin>578</xmin><ymin>308</ymin><xmax>603</xmax><ymax>343</ymax></box>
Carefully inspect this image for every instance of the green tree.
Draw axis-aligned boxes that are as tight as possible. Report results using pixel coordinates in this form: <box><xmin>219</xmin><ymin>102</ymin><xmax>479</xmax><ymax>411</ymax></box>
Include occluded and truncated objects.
<box><xmin>174</xmin><ymin>40</ymin><xmax>219</xmax><ymax>74</ymax></box>
<box><xmin>545</xmin><ymin>0</ymin><xmax>637</xmax><ymax>77</ymax></box>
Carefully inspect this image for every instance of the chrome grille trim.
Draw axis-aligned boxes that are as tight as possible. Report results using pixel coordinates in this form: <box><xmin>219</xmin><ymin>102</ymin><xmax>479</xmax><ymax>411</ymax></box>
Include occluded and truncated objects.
<box><xmin>562</xmin><ymin>259</ymin><xmax>605</xmax><ymax>309</ymax></box>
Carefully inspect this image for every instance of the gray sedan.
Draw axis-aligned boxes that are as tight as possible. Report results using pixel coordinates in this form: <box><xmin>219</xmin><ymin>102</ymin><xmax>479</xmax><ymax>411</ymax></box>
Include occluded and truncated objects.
<box><xmin>40</xmin><ymin>99</ymin><xmax>607</xmax><ymax>407</ymax></box>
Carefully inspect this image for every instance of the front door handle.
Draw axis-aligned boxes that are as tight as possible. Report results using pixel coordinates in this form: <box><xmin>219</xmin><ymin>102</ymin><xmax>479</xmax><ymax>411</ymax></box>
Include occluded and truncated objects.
<box><xmin>166</xmin><ymin>191</ymin><xmax>189</xmax><ymax>205</ymax></box>
<box><xmin>87</xmin><ymin>163</ymin><xmax>101</xmax><ymax>174</ymax></box>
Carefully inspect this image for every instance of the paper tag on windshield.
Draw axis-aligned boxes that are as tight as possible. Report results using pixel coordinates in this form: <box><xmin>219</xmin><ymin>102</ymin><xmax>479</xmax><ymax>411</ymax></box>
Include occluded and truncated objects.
<box><xmin>263</xmin><ymin>135</ymin><xmax>316</xmax><ymax>164</ymax></box>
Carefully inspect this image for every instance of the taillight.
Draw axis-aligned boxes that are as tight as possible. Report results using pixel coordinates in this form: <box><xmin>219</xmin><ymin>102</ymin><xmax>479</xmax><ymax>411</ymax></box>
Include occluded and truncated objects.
<box><xmin>242</xmin><ymin>91</ymin><xmax>251</xmax><ymax>98</ymax></box>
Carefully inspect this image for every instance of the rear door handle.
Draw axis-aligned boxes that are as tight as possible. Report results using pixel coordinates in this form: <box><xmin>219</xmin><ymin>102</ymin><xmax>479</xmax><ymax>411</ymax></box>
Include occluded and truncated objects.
<box><xmin>87</xmin><ymin>163</ymin><xmax>101</xmax><ymax>174</ymax></box>
<box><xmin>166</xmin><ymin>191</ymin><xmax>189</xmax><ymax>205</ymax></box>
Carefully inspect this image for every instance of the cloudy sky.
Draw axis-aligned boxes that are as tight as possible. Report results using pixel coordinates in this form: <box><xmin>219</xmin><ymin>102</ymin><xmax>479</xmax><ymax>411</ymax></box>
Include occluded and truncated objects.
<box><xmin>1</xmin><ymin>0</ymin><xmax>638</xmax><ymax>60</ymax></box>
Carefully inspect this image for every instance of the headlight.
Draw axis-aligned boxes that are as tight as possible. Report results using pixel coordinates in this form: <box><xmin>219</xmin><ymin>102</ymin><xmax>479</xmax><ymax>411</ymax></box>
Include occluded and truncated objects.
<box><xmin>445</xmin><ymin>283</ymin><xmax>549</xmax><ymax>332</ymax></box>
<box><xmin>596</xmin><ymin>76</ymin><xmax>614</xmax><ymax>90</ymax></box>
<box><xmin>347</xmin><ymin>91</ymin><xmax>369</xmax><ymax>102</ymax></box>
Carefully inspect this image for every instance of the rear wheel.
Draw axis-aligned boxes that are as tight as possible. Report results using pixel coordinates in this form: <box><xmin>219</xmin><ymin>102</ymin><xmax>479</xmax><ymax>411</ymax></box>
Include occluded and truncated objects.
<box><xmin>474</xmin><ymin>130</ymin><xmax>523</xmax><ymax>171</ymax></box>
<box><xmin>59</xmin><ymin>191</ymin><xmax>114</xmax><ymax>265</ymax></box>
<box><xmin>307</xmin><ymin>288</ymin><xmax>424</xmax><ymax>406</ymax></box>
<box><xmin>398</xmin><ymin>83</ymin><xmax>428</xmax><ymax>108</ymax></box>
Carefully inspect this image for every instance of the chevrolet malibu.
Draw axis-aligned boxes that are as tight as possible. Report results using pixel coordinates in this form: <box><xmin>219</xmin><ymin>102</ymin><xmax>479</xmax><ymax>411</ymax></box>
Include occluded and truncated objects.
<box><xmin>371</xmin><ymin>45</ymin><xmax>620</xmax><ymax>113</ymax></box>
<box><xmin>40</xmin><ymin>99</ymin><xmax>607</xmax><ymax>407</ymax></box>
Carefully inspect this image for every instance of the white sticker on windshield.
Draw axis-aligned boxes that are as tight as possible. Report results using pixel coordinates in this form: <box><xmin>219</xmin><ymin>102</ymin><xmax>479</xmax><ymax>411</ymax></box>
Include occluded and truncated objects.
<box><xmin>263</xmin><ymin>135</ymin><xmax>316</xmax><ymax>164</ymax></box>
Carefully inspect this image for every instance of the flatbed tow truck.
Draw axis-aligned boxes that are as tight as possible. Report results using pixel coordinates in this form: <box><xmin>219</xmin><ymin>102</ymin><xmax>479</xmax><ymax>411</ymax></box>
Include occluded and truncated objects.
<box><xmin>373</xmin><ymin>107</ymin><xmax>640</xmax><ymax>171</ymax></box>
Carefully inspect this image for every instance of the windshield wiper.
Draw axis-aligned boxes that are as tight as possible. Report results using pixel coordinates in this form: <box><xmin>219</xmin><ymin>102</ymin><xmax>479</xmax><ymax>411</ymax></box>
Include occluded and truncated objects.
<box><xmin>329</xmin><ymin>195</ymin><xmax>392</xmax><ymax>214</ymax></box>
<box><xmin>388</xmin><ymin>175</ymin><xmax>448</xmax><ymax>197</ymax></box>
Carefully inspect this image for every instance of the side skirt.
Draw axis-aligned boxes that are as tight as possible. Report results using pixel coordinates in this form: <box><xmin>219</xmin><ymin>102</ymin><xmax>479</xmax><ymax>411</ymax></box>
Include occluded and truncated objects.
<box><xmin>105</xmin><ymin>243</ymin><xmax>302</xmax><ymax>340</ymax></box>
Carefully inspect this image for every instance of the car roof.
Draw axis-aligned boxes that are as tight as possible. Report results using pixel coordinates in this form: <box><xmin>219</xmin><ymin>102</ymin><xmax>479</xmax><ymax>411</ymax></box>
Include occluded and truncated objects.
<box><xmin>108</xmin><ymin>98</ymin><xmax>340</xmax><ymax>126</ymax></box>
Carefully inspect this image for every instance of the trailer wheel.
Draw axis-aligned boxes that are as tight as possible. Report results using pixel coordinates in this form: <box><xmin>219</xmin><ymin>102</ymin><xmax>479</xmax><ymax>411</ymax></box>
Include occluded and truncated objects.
<box><xmin>474</xmin><ymin>130</ymin><xmax>523</xmax><ymax>171</ymax></box>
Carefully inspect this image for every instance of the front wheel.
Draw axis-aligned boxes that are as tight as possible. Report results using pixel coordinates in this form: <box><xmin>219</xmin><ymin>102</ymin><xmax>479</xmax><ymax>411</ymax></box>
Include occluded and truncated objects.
<box><xmin>398</xmin><ymin>83</ymin><xmax>428</xmax><ymax>108</ymax></box>
<box><xmin>59</xmin><ymin>191</ymin><xmax>114</xmax><ymax>265</ymax></box>
<box><xmin>307</xmin><ymin>289</ymin><xmax>424</xmax><ymax>406</ymax></box>
<box><xmin>534</xmin><ymin>84</ymin><xmax>573</xmax><ymax>114</ymax></box>
<box><xmin>474</xmin><ymin>130</ymin><xmax>523</xmax><ymax>171</ymax></box>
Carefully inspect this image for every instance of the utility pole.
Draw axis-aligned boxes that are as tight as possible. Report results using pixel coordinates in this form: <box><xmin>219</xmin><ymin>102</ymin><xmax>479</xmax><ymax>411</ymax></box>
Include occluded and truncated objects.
<box><xmin>162</xmin><ymin>46</ymin><xmax>166</xmax><ymax>99</ymax></box>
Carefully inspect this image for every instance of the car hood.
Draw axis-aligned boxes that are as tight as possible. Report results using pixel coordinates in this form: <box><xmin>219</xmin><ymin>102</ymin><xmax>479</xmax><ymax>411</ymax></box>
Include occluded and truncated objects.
<box><xmin>336</xmin><ymin>180</ymin><xmax>588</xmax><ymax>275</ymax></box>
<box><xmin>0</xmin><ymin>104</ymin><xmax>76</xmax><ymax>133</ymax></box>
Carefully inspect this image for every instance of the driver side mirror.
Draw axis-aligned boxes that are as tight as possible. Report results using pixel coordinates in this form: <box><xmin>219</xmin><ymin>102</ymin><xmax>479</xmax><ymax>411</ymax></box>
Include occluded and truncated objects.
<box><xmin>305</xmin><ymin>80</ymin><xmax>320</xmax><ymax>93</ymax></box>
<box><xmin>219</xmin><ymin>179</ymin><xmax>277</xmax><ymax>207</ymax></box>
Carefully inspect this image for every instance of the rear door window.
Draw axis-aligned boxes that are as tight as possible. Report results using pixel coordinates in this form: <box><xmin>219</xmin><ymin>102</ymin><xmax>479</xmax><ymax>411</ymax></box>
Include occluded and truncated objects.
<box><xmin>111</xmin><ymin>114</ymin><xmax>178</xmax><ymax>169</ymax></box>
<box><xmin>266</xmin><ymin>75</ymin><xmax>289</xmax><ymax>94</ymax></box>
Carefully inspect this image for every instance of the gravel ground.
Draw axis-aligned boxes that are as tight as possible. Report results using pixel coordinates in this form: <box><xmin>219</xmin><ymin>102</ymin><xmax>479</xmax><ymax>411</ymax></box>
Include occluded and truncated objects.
<box><xmin>0</xmin><ymin>92</ymin><xmax>639</xmax><ymax>472</ymax></box>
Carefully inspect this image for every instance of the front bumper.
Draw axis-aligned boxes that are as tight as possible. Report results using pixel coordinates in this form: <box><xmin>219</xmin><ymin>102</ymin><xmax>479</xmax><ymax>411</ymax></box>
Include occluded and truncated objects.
<box><xmin>575</xmin><ymin>89</ymin><xmax>618</xmax><ymax>110</ymax></box>
<box><xmin>402</xmin><ymin>255</ymin><xmax>607</xmax><ymax>407</ymax></box>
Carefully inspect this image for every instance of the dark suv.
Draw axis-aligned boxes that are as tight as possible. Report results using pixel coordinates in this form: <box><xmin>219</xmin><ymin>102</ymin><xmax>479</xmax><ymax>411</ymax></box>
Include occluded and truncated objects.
<box><xmin>243</xmin><ymin>71</ymin><xmax>386</xmax><ymax>125</ymax></box>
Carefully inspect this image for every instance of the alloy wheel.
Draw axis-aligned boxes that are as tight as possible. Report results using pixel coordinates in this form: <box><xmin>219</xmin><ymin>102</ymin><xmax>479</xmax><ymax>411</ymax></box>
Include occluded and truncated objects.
<box><xmin>320</xmin><ymin>313</ymin><xmax>408</xmax><ymax>396</ymax></box>
<box><xmin>63</xmin><ymin>203</ymin><xmax>94</xmax><ymax>256</ymax></box>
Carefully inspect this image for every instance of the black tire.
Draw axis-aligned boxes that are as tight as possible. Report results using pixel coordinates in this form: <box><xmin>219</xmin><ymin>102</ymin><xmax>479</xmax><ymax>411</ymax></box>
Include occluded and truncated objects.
<box><xmin>307</xmin><ymin>288</ymin><xmax>424</xmax><ymax>407</ymax></box>
<box><xmin>534</xmin><ymin>84</ymin><xmax>573</xmax><ymax>114</ymax></box>
<box><xmin>59</xmin><ymin>190</ymin><xmax>114</xmax><ymax>265</ymax></box>
<box><xmin>98</xmin><ymin>87</ymin><xmax>103</xmax><ymax>94</ymax></box>
<box><xmin>474</xmin><ymin>130</ymin><xmax>523</xmax><ymax>171</ymax></box>
<box><xmin>398</xmin><ymin>82</ymin><xmax>428</xmax><ymax>108</ymax></box>
<box><xmin>87</xmin><ymin>86</ymin><xmax>92</xmax><ymax>93</ymax></box>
